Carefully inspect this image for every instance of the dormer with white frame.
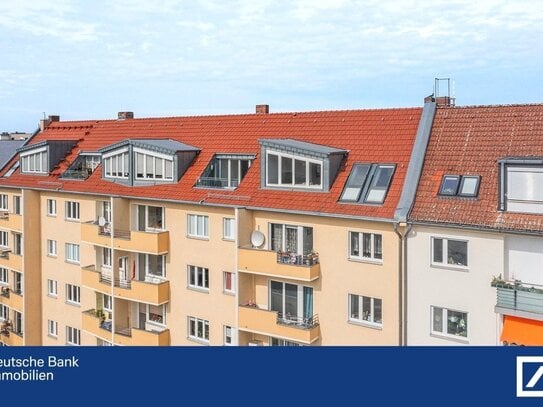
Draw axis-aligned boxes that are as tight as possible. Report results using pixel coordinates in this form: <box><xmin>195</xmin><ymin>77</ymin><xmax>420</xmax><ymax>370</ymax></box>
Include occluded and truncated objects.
<box><xmin>17</xmin><ymin>140</ymin><xmax>78</xmax><ymax>175</ymax></box>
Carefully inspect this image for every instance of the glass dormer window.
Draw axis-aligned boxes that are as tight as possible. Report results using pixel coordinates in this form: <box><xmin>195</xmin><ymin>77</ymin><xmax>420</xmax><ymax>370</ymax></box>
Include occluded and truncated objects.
<box><xmin>20</xmin><ymin>147</ymin><xmax>47</xmax><ymax>174</ymax></box>
<box><xmin>266</xmin><ymin>151</ymin><xmax>322</xmax><ymax>189</ymax></box>
<box><xmin>196</xmin><ymin>154</ymin><xmax>254</xmax><ymax>189</ymax></box>
<box><xmin>134</xmin><ymin>150</ymin><xmax>173</xmax><ymax>180</ymax></box>
<box><xmin>62</xmin><ymin>153</ymin><xmax>101</xmax><ymax>180</ymax></box>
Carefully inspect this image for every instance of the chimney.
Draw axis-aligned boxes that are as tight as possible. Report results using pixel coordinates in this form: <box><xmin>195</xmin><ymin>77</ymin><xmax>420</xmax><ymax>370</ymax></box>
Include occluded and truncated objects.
<box><xmin>118</xmin><ymin>111</ymin><xmax>134</xmax><ymax>120</ymax></box>
<box><xmin>255</xmin><ymin>104</ymin><xmax>269</xmax><ymax>114</ymax></box>
<box><xmin>435</xmin><ymin>96</ymin><xmax>455</xmax><ymax>107</ymax></box>
<box><xmin>39</xmin><ymin>114</ymin><xmax>60</xmax><ymax>131</ymax></box>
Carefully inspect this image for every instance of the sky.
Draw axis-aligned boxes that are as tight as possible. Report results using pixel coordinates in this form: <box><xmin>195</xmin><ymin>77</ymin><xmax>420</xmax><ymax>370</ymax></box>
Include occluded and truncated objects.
<box><xmin>1</xmin><ymin>0</ymin><xmax>542</xmax><ymax>132</ymax></box>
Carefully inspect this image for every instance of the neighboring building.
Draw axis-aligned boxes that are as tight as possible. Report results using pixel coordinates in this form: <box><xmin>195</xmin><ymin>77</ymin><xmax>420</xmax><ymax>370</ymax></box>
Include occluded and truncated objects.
<box><xmin>407</xmin><ymin>103</ymin><xmax>543</xmax><ymax>346</ymax></box>
<box><xmin>0</xmin><ymin>105</ymin><xmax>426</xmax><ymax>346</ymax></box>
<box><xmin>1</xmin><ymin>132</ymin><xmax>31</xmax><ymax>141</ymax></box>
<box><xmin>0</xmin><ymin>140</ymin><xmax>27</xmax><ymax>176</ymax></box>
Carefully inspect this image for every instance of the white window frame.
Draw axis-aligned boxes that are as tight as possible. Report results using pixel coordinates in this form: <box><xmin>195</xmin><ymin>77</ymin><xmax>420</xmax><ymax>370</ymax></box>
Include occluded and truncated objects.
<box><xmin>188</xmin><ymin>214</ymin><xmax>209</xmax><ymax>238</ymax></box>
<box><xmin>47</xmin><ymin>279</ymin><xmax>58</xmax><ymax>297</ymax></box>
<box><xmin>223</xmin><ymin>217</ymin><xmax>235</xmax><ymax>240</ymax></box>
<box><xmin>188</xmin><ymin>265</ymin><xmax>209</xmax><ymax>291</ymax></box>
<box><xmin>144</xmin><ymin>254</ymin><xmax>166</xmax><ymax>280</ymax></box>
<box><xmin>144</xmin><ymin>205</ymin><xmax>165</xmax><ymax>231</ymax></box>
<box><xmin>0</xmin><ymin>304</ymin><xmax>8</xmax><ymax>321</ymax></box>
<box><xmin>102</xmin><ymin>247</ymin><xmax>112</xmax><ymax>268</ymax></box>
<box><xmin>0</xmin><ymin>231</ymin><xmax>7</xmax><ymax>248</ymax></box>
<box><xmin>146</xmin><ymin>304</ymin><xmax>166</xmax><ymax>326</ymax></box>
<box><xmin>13</xmin><ymin>272</ymin><xmax>22</xmax><ymax>295</ymax></box>
<box><xmin>12</xmin><ymin>232</ymin><xmax>22</xmax><ymax>255</ymax></box>
<box><xmin>348</xmin><ymin>293</ymin><xmax>383</xmax><ymax>328</ymax></box>
<box><xmin>265</xmin><ymin>151</ymin><xmax>323</xmax><ymax>189</ymax></box>
<box><xmin>65</xmin><ymin>243</ymin><xmax>80</xmax><ymax>264</ymax></box>
<box><xmin>223</xmin><ymin>271</ymin><xmax>235</xmax><ymax>295</ymax></box>
<box><xmin>224</xmin><ymin>325</ymin><xmax>236</xmax><ymax>346</ymax></box>
<box><xmin>65</xmin><ymin>201</ymin><xmax>80</xmax><ymax>221</ymax></box>
<box><xmin>102</xmin><ymin>150</ymin><xmax>129</xmax><ymax>179</ymax></box>
<box><xmin>349</xmin><ymin>231</ymin><xmax>383</xmax><ymax>262</ymax></box>
<box><xmin>431</xmin><ymin>237</ymin><xmax>468</xmax><ymax>268</ymax></box>
<box><xmin>134</xmin><ymin>148</ymin><xmax>174</xmax><ymax>181</ymax></box>
<box><xmin>0</xmin><ymin>194</ymin><xmax>8</xmax><ymax>211</ymax></box>
<box><xmin>103</xmin><ymin>294</ymin><xmax>112</xmax><ymax>312</ymax></box>
<box><xmin>12</xmin><ymin>196</ymin><xmax>21</xmax><ymax>215</ymax></box>
<box><xmin>188</xmin><ymin>316</ymin><xmax>210</xmax><ymax>343</ymax></box>
<box><xmin>0</xmin><ymin>267</ymin><xmax>7</xmax><ymax>285</ymax></box>
<box><xmin>269</xmin><ymin>223</ymin><xmax>313</xmax><ymax>255</ymax></box>
<box><xmin>20</xmin><ymin>147</ymin><xmax>47</xmax><ymax>174</ymax></box>
<box><xmin>431</xmin><ymin>306</ymin><xmax>468</xmax><ymax>340</ymax></box>
<box><xmin>66</xmin><ymin>326</ymin><xmax>81</xmax><ymax>345</ymax></box>
<box><xmin>48</xmin><ymin>320</ymin><xmax>58</xmax><ymax>338</ymax></box>
<box><xmin>46</xmin><ymin>239</ymin><xmax>57</xmax><ymax>257</ymax></box>
<box><xmin>65</xmin><ymin>284</ymin><xmax>81</xmax><ymax>305</ymax></box>
<box><xmin>47</xmin><ymin>199</ymin><xmax>57</xmax><ymax>216</ymax></box>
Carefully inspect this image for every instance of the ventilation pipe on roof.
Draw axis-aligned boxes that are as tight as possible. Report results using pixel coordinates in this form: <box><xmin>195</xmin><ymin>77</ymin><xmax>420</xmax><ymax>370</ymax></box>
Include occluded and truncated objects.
<box><xmin>255</xmin><ymin>104</ymin><xmax>269</xmax><ymax>114</ymax></box>
<box><xmin>118</xmin><ymin>111</ymin><xmax>134</xmax><ymax>120</ymax></box>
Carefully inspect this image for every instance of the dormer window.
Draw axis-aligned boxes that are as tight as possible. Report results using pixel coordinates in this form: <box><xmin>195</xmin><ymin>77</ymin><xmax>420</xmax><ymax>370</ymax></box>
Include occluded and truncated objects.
<box><xmin>499</xmin><ymin>158</ymin><xmax>543</xmax><ymax>214</ymax></box>
<box><xmin>259</xmin><ymin>139</ymin><xmax>347</xmax><ymax>192</ymax></box>
<box><xmin>62</xmin><ymin>153</ymin><xmax>101</xmax><ymax>180</ymax></box>
<box><xmin>196</xmin><ymin>154</ymin><xmax>254</xmax><ymax>189</ymax></box>
<box><xmin>17</xmin><ymin>140</ymin><xmax>77</xmax><ymax>176</ymax></box>
<box><xmin>103</xmin><ymin>149</ymin><xmax>129</xmax><ymax>179</ymax></box>
<box><xmin>21</xmin><ymin>147</ymin><xmax>47</xmax><ymax>174</ymax></box>
<box><xmin>135</xmin><ymin>150</ymin><xmax>174</xmax><ymax>181</ymax></box>
<box><xmin>339</xmin><ymin>163</ymin><xmax>395</xmax><ymax>204</ymax></box>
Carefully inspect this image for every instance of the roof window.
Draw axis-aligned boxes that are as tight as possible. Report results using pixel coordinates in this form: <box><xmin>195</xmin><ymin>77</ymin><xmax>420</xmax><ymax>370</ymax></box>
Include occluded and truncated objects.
<box><xmin>438</xmin><ymin>175</ymin><xmax>480</xmax><ymax>197</ymax></box>
<box><xmin>339</xmin><ymin>163</ymin><xmax>396</xmax><ymax>204</ymax></box>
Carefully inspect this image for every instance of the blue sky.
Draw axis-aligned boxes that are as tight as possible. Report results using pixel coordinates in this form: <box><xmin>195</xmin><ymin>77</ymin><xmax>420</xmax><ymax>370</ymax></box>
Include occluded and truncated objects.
<box><xmin>1</xmin><ymin>0</ymin><xmax>542</xmax><ymax>132</ymax></box>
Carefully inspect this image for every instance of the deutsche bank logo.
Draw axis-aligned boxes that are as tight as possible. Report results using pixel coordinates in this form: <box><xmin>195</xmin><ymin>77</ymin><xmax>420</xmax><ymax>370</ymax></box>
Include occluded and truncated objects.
<box><xmin>517</xmin><ymin>356</ymin><xmax>543</xmax><ymax>397</ymax></box>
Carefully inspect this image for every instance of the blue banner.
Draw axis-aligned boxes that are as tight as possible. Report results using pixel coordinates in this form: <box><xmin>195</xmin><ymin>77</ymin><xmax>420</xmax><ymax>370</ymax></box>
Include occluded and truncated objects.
<box><xmin>1</xmin><ymin>346</ymin><xmax>542</xmax><ymax>405</ymax></box>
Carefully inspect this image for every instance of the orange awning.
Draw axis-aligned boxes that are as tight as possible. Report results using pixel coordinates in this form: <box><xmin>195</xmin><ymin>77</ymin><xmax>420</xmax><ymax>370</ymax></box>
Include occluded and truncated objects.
<box><xmin>501</xmin><ymin>315</ymin><xmax>543</xmax><ymax>346</ymax></box>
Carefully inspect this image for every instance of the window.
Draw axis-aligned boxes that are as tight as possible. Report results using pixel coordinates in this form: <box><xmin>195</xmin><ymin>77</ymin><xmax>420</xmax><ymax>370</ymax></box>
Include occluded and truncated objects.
<box><xmin>3</xmin><ymin>161</ymin><xmax>19</xmax><ymax>178</ymax></box>
<box><xmin>13</xmin><ymin>196</ymin><xmax>21</xmax><ymax>215</ymax></box>
<box><xmin>438</xmin><ymin>175</ymin><xmax>480</xmax><ymax>197</ymax></box>
<box><xmin>339</xmin><ymin>164</ymin><xmax>396</xmax><ymax>204</ymax></box>
<box><xmin>432</xmin><ymin>237</ymin><xmax>468</xmax><ymax>267</ymax></box>
<box><xmin>0</xmin><ymin>304</ymin><xmax>8</xmax><ymax>321</ymax></box>
<box><xmin>349</xmin><ymin>232</ymin><xmax>382</xmax><ymax>261</ymax></box>
<box><xmin>13</xmin><ymin>272</ymin><xmax>22</xmax><ymax>295</ymax></box>
<box><xmin>348</xmin><ymin>294</ymin><xmax>383</xmax><ymax>327</ymax></box>
<box><xmin>143</xmin><ymin>254</ymin><xmax>166</xmax><ymax>279</ymax></box>
<box><xmin>270</xmin><ymin>224</ymin><xmax>313</xmax><ymax>255</ymax></box>
<box><xmin>47</xmin><ymin>199</ymin><xmax>57</xmax><ymax>216</ymax></box>
<box><xmin>223</xmin><ymin>271</ymin><xmax>235</xmax><ymax>294</ymax></box>
<box><xmin>146</xmin><ymin>304</ymin><xmax>166</xmax><ymax>325</ymax></box>
<box><xmin>47</xmin><ymin>279</ymin><xmax>58</xmax><ymax>297</ymax></box>
<box><xmin>66</xmin><ymin>284</ymin><xmax>81</xmax><ymax>305</ymax></box>
<box><xmin>431</xmin><ymin>306</ymin><xmax>468</xmax><ymax>339</ymax></box>
<box><xmin>13</xmin><ymin>311</ymin><xmax>22</xmax><ymax>335</ymax></box>
<box><xmin>502</xmin><ymin>164</ymin><xmax>543</xmax><ymax>213</ymax></box>
<box><xmin>20</xmin><ymin>148</ymin><xmax>48</xmax><ymax>174</ymax></box>
<box><xmin>188</xmin><ymin>316</ymin><xmax>209</xmax><ymax>343</ymax></box>
<box><xmin>0</xmin><ymin>194</ymin><xmax>7</xmax><ymax>211</ymax></box>
<box><xmin>0</xmin><ymin>231</ymin><xmax>7</xmax><ymax>247</ymax></box>
<box><xmin>188</xmin><ymin>214</ymin><xmax>209</xmax><ymax>238</ymax></box>
<box><xmin>12</xmin><ymin>233</ymin><xmax>22</xmax><ymax>255</ymax></box>
<box><xmin>224</xmin><ymin>326</ymin><xmax>236</xmax><ymax>346</ymax></box>
<box><xmin>270</xmin><ymin>281</ymin><xmax>314</xmax><ymax>325</ymax></box>
<box><xmin>270</xmin><ymin>337</ymin><xmax>302</xmax><ymax>346</ymax></box>
<box><xmin>48</xmin><ymin>320</ymin><xmax>58</xmax><ymax>338</ymax></box>
<box><xmin>65</xmin><ymin>243</ymin><xmax>80</xmax><ymax>264</ymax></box>
<box><xmin>102</xmin><ymin>248</ymin><xmax>112</xmax><ymax>268</ymax></box>
<box><xmin>0</xmin><ymin>268</ymin><xmax>7</xmax><ymax>285</ymax></box>
<box><xmin>223</xmin><ymin>218</ymin><xmax>235</xmax><ymax>240</ymax></box>
<box><xmin>134</xmin><ymin>150</ymin><xmax>174</xmax><ymax>180</ymax></box>
<box><xmin>103</xmin><ymin>294</ymin><xmax>112</xmax><ymax>312</ymax></box>
<box><xmin>65</xmin><ymin>201</ymin><xmax>80</xmax><ymax>221</ymax></box>
<box><xmin>103</xmin><ymin>151</ymin><xmax>129</xmax><ymax>179</ymax></box>
<box><xmin>66</xmin><ymin>326</ymin><xmax>81</xmax><ymax>345</ymax></box>
<box><xmin>188</xmin><ymin>265</ymin><xmax>209</xmax><ymax>290</ymax></box>
<box><xmin>266</xmin><ymin>151</ymin><xmax>322</xmax><ymax>188</ymax></box>
<box><xmin>196</xmin><ymin>156</ymin><xmax>253</xmax><ymax>188</ymax></box>
<box><xmin>137</xmin><ymin>205</ymin><xmax>164</xmax><ymax>231</ymax></box>
<box><xmin>47</xmin><ymin>239</ymin><xmax>57</xmax><ymax>257</ymax></box>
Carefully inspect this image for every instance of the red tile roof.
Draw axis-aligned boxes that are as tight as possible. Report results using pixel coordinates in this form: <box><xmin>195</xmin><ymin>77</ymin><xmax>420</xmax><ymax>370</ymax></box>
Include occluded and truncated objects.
<box><xmin>0</xmin><ymin>108</ymin><xmax>422</xmax><ymax>220</ymax></box>
<box><xmin>410</xmin><ymin>104</ymin><xmax>543</xmax><ymax>232</ymax></box>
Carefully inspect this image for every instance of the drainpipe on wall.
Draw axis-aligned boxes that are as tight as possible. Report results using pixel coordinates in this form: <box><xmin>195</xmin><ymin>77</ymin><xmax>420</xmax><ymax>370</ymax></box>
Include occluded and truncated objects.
<box><xmin>394</xmin><ymin>222</ymin><xmax>412</xmax><ymax>346</ymax></box>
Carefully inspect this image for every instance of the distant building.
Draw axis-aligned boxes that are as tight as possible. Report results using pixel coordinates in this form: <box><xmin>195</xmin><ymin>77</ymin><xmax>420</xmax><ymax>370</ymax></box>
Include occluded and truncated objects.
<box><xmin>0</xmin><ymin>132</ymin><xmax>31</xmax><ymax>141</ymax></box>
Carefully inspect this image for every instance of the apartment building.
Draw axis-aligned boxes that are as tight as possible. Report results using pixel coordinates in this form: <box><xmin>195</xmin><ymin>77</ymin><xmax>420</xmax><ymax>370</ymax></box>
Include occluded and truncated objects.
<box><xmin>0</xmin><ymin>104</ymin><xmax>426</xmax><ymax>346</ymax></box>
<box><xmin>407</xmin><ymin>103</ymin><xmax>543</xmax><ymax>345</ymax></box>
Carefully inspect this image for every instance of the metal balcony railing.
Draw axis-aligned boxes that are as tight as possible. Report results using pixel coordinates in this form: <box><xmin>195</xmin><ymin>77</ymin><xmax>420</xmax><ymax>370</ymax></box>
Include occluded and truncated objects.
<box><xmin>195</xmin><ymin>177</ymin><xmax>239</xmax><ymax>189</ymax></box>
<box><xmin>276</xmin><ymin>312</ymin><xmax>319</xmax><ymax>329</ymax></box>
<box><xmin>276</xmin><ymin>252</ymin><xmax>319</xmax><ymax>266</ymax></box>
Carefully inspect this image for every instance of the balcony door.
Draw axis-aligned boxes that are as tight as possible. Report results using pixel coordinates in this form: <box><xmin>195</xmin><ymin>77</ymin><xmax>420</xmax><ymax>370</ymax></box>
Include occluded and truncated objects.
<box><xmin>270</xmin><ymin>224</ymin><xmax>313</xmax><ymax>255</ymax></box>
<box><xmin>270</xmin><ymin>281</ymin><xmax>313</xmax><ymax>322</ymax></box>
<box><xmin>118</xmin><ymin>256</ymin><xmax>128</xmax><ymax>286</ymax></box>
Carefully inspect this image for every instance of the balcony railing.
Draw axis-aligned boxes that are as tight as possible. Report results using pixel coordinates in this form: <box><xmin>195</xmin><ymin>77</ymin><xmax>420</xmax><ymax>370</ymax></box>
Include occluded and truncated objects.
<box><xmin>0</xmin><ymin>287</ymin><xmax>9</xmax><ymax>298</ymax></box>
<box><xmin>492</xmin><ymin>278</ymin><xmax>543</xmax><ymax>315</ymax></box>
<box><xmin>276</xmin><ymin>312</ymin><xmax>319</xmax><ymax>330</ymax></box>
<box><xmin>195</xmin><ymin>177</ymin><xmax>239</xmax><ymax>189</ymax></box>
<box><xmin>276</xmin><ymin>251</ymin><xmax>319</xmax><ymax>267</ymax></box>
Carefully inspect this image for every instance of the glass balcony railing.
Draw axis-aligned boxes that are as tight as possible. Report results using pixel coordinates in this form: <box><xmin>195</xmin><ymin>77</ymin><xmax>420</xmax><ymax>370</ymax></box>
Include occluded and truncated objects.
<box><xmin>492</xmin><ymin>278</ymin><xmax>543</xmax><ymax>315</ymax></box>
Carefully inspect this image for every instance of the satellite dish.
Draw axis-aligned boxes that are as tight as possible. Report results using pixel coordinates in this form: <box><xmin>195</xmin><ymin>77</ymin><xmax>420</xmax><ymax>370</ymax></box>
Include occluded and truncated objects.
<box><xmin>251</xmin><ymin>230</ymin><xmax>265</xmax><ymax>247</ymax></box>
<box><xmin>98</xmin><ymin>216</ymin><xmax>107</xmax><ymax>227</ymax></box>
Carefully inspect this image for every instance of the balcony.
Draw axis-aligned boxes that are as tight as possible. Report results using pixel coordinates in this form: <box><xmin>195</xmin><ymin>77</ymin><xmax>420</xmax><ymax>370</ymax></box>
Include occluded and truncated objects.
<box><xmin>81</xmin><ymin>266</ymin><xmax>112</xmax><ymax>293</ymax></box>
<box><xmin>492</xmin><ymin>278</ymin><xmax>543</xmax><ymax>315</ymax></box>
<box><xmin>0</xmin><ymin>287</ymin><xmax>23</xmax><ymax>311</ymax></box>
<box><xmin>113</xmin><ymin>326</ymin><xmax>170</xmax><ymax>346</ymax></box>
<box><xmin>0</xmin><ymin>250</ymin><xmax>22</xmax><ymax>271</ymax></box>
<box><xmin>0</xmin><ymin>322</ymin><xmax>24</xmax><ymax>346</ymax></box>
<box><xmin>81</xmin><ymin>221</ymin><xmax>169</xmax><ymax>254</ymax></box>
<box><xmin>195</xmin><ymin>177</ymin><xmax>239</xmax><ymax>189</ymax></box>
<box><xmin>0</xmin><ymin>212</ymin><xmax>22</xmax><ymax>231</ymax></box>
<box><xmin>238</xmin><ymin>247</ymin><xmax>320</xmax><ymax>282</ymax></box>
<box><xmin>82</xmin><ymin>309</ymin><xmax>113</xmax><ymax>342</ymax></box>
<box><xmin>238</xmin><ymin>305</ymin><xmax>320</xmax><ymax>344</ymax></box>
<box><xmin>114</xmin><ymin>279</ymin><xmax>170</xmax><ymax>305</ymax></box>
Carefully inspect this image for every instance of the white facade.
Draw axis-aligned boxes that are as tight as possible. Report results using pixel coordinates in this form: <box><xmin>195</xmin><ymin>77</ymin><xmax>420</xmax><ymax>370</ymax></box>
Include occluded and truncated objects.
<box><xmin>406</xmin><ymin>225</ymin><xmax>502</xmax><ymax>345</ymax></box>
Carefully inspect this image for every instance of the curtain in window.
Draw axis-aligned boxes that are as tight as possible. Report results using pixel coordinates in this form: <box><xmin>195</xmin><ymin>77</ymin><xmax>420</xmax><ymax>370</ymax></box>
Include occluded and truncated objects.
<box><xmin>303</xmin><ymin>287</ymin><xmax>313</xmax><ymax>321</ymax></box>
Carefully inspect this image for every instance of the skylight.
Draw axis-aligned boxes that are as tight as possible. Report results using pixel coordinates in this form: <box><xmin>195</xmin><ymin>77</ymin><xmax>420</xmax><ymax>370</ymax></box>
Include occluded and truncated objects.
<box><xmin>339</xmin><ymin>163</ymin><xmax>396</xmax><ymax>204</ymax></box>
<box><xmin>438</xmin><ymin>175</ymin><xmax>480</xmax><ymax>198</ymax></box>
